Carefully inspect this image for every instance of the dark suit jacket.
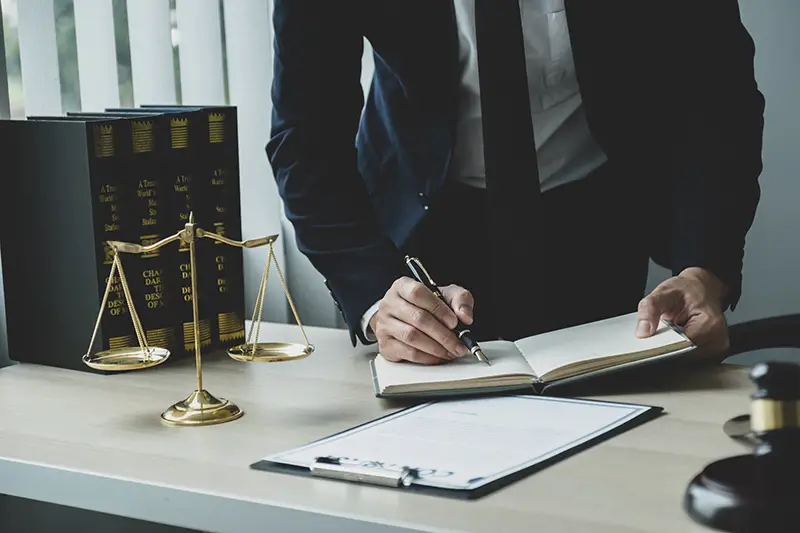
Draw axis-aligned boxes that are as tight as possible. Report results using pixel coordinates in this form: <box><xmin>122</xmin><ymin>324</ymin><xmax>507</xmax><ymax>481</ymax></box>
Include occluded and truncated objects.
<box><xmin>267</xmin><ymin>0</ymin><xmax>765</xmax><ymax>345</ymax></box>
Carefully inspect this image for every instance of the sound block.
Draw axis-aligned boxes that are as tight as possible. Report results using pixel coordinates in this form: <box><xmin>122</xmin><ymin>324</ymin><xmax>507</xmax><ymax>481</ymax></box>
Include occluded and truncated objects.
<box><xmin>684</xmin><ymin>454</ymin><xmax>796</xmax><ymax>532</ymax></box>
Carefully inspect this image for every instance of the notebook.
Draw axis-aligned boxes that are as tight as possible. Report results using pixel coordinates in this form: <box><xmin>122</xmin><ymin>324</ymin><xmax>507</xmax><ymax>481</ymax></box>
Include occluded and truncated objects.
<box><xmin>370</xmin><ymin>312</ymin><xmax>695</xmax><ymax>398</ymax></box>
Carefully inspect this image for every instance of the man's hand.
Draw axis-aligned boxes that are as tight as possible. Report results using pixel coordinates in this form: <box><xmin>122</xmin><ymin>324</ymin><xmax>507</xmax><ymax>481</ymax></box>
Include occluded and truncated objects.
<box><xmin>636</xmin><ymin>267</ymin><xmax>730</xmax><ymax>357</ymax></box>
<box><xmin>371</xmin><ymin>277</ymin><xmax>473</xmax><ymax>365</ymax></box>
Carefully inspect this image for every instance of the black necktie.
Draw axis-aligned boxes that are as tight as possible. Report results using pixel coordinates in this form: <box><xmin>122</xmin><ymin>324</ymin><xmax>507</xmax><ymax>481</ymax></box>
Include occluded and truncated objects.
<box><xmin>474</xmin><ymin>0</ymin><xmax>544</xmax><ymax>339</ymax></box>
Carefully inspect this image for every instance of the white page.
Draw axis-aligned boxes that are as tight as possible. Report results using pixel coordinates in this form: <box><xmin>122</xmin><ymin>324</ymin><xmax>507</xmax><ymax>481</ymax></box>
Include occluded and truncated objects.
<box><xmin>515</xmin><ymin>312</ymin><xmax>690</xmax><ymax>379</ymax></box>
<box><xmin>261</xmin><ymin>395</ymin><xmax>651</xmax><ymax>490</ymax></box>
<box><xmin>372</xmin><ymin>339</ymin><xmax>534</xmax><ymax>390</ymax></box>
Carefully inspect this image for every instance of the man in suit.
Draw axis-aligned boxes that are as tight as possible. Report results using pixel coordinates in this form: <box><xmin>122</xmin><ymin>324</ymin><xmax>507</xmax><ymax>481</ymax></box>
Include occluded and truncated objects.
<box><xmin>267</xmin><ymin>1</ymin><xmax>764</xmax><ymax>364</ymax></box>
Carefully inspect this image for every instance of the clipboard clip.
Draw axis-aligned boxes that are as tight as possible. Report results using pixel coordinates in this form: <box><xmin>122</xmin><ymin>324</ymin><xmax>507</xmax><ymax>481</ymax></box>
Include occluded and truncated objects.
<box><xmin>311</xmin><ymin>456</ymin><xmax>418</xmax><ymax>488</ymax></box>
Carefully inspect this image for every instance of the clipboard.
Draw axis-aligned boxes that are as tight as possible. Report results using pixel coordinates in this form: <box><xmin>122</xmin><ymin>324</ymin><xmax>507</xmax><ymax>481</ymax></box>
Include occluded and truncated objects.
<box><xmin>251</xmin><ymin>395</ymin><xmax>663</xmax><ymax>500</ymax></box>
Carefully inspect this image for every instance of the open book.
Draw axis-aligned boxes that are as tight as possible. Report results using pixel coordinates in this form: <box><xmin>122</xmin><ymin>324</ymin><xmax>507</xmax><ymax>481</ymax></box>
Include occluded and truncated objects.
<box><xmin>370</xmin><ymin>312</ymin><xmax>695</xmax><ymax>398</ymax></box>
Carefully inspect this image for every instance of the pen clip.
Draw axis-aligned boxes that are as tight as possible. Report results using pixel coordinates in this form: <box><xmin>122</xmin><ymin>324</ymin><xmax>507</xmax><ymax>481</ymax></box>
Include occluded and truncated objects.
<box><xmin>405</xmin><ymin>255</ymin><xmax>437</xmax><ymax>287</ymax></box>
<box><xmin>311</xmin><ymin>456</ymin><xmax>418</xmax><ymax>488</ymax></box>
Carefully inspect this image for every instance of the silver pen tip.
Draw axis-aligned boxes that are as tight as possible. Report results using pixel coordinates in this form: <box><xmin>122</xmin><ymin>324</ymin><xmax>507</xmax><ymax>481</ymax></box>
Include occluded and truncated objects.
<box><xmin>474</xmin><ymin>349</ymin><xmax>490</xmax><ymax>366</ymax></box>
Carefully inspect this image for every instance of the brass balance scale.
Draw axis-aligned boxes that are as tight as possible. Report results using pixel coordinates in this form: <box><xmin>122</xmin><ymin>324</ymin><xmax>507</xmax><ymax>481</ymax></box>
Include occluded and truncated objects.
<box><xmin>81</xmin><ymin>213</ymin><xmax>313</xmax><ymax>427</ymax></box>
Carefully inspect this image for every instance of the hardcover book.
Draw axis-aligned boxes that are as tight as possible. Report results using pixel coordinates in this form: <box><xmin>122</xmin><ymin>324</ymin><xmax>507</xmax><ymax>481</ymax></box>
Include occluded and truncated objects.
<box><xmin>1</xmin><ymin>105</ymin><xmax>246</xmax><ymax>371</ymax></box>
<box><xmin>139</xmin><ymin>105</ymin><xmax>246</xmax><ymax>350</ymax></box>
<box><xmin>370</xmin><ymin>312</ymin><xmax>695</xmax><ymax>398</ymax></box>
<box><xmin>0</xmin><ymin>116</ymin><xmax>139</xmax><ymax>370</ymax></box>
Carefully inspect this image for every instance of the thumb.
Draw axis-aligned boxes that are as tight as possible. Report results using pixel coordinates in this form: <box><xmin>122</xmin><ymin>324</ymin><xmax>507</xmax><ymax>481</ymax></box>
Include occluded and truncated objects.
<box><xmin>441</xmin><ymin>285</ymin><xmax>474</xmax><ymax>325</ymax></box>
<box><xmin>636</xmin><ymin>289</ymin><xmax>682</xmax><ymax>338</ymax></box>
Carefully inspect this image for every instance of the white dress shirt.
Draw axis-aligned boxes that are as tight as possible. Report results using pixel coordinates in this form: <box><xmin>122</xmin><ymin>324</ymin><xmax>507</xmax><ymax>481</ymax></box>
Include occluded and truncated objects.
<box><xmin>360</xmin><ymin>0</ymin><xmax>607</xmax><ymax>341</ymax></box>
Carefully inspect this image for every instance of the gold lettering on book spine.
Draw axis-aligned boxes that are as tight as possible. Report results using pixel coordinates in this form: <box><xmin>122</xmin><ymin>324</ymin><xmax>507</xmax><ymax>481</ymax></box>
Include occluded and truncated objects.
<box><xmin>132</xmin><ymin>120</ymin><xmax>154</xmax><ymax>153</ymax></box>
<box><xmin>183</xmin><ymin>318</ymin><xmax>212</xmax><ymax>352</ymax></box>
<box><xmin>171</xmin><ymin>117</ymin><xmax>189</xmax><ymax>149</ymax></box>
<box><xmin>137</xmin><ymin>175</ymin><xmax>159</xmax><ymax>257</ymax></box>
<box><xmin>98</xmin><ymin>183</ymin><xmax>121</xmax><ymax>264</ymax></box>
<box><xmin>209</xmin><ymin>112</ymin><xmax>225</xmax><ymax>143</ymax></box>
<box><xmin>94</xmin><ymin>124</ymin><xmax>114</xmax><ymax>158</ymax></box>
<box><xmin>218</xmin><ymin>311</ymin><xmax>245</xmax><ymax>343</ymax></box>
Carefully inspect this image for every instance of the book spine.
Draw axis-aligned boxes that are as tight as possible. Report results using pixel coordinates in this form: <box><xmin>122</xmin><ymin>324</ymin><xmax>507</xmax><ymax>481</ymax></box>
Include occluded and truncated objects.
<box><xmin>205</xmin><ymin>108</ymin><xmax>246</xmax><ymax>349</ymax></box>
<box><xmin>165</xmin><ymin>112</ymin><xmax>213</xmax><ymax>357</ymax></box>
<box><xmin>126</xmin><ymin>116</ymin><xmax>178</xmax><ymax>354</ymax></box>
<box><xmin>87</xmin><ymin>121</ymin><xmax>139</xmax><ymax>353</ymax></box>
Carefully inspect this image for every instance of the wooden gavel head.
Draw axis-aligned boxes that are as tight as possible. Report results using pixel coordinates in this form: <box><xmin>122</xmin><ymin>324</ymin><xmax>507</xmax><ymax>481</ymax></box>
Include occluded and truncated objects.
<box><xmin>683</xmin><ymin>360</ymin><xmax>800</xmax><ymax>532</ymax></box>
<box><xmin>749</xmin><ymin>361</ymin><xmax>800</xmax><ymax>457</ymax></box>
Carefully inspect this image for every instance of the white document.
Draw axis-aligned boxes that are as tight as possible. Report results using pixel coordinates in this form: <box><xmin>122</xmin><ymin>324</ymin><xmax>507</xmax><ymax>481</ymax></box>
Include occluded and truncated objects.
<box><xmin>260</xmin><ymin>395</ymin><xmax>655</xmax><ymax>491</ymax></box>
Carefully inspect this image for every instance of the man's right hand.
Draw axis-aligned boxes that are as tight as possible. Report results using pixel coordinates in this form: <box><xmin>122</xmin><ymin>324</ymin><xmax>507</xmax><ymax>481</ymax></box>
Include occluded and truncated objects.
<box><xmin>370</xmin><ymin>277</ymin><xmax>474</xmax><ymax>365</ymax></box>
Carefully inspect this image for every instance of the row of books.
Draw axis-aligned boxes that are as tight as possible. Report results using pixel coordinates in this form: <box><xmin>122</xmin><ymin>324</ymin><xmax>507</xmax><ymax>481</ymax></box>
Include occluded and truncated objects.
<box><xmin>0</xmin><ymin>105</ymin><xmax>246</xmax><ymax>371</ymax></box>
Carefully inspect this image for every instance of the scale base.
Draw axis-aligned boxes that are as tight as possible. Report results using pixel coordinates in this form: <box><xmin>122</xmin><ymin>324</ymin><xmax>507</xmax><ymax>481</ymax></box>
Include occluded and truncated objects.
<box><xmin>160</xmin><ymin>389</ymin><xmax>243</xmax><ymax>427</ymax></box>
<box><xmin>228</xmin><ymin>342</ymin><xmax>313</xmax><ymax>363</ymax></box>
<box><xmin>684</xmin><ymin>454</ymin><xmax>797</xmax><ymax>532</ymax></box>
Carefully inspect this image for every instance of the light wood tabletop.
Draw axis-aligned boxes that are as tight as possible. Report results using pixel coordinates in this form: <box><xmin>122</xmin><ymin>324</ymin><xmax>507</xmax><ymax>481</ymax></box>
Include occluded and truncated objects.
<box><xmin>0</xmin><ymin>321</ymin><xmax>755</xmax><ymax>533</ymax></box>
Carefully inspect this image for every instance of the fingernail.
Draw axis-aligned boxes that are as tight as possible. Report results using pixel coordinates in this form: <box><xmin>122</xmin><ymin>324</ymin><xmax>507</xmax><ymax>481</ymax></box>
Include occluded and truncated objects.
<box><xmin>459</xmin><ymin>305</ymin><xmax>471</xmax><ymax>317</ymax></box>
<box><xmin>636</xmin><ymin>320</ymin><xmax>651</xmax><ymax>337</ymax></box>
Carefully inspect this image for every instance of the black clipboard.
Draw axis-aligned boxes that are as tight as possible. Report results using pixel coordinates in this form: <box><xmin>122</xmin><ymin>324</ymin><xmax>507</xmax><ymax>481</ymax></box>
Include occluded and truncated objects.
<box><xmin>250</xmin><ymin>395</ymin><xmax>664</xmax><ymax>500</ymax></box>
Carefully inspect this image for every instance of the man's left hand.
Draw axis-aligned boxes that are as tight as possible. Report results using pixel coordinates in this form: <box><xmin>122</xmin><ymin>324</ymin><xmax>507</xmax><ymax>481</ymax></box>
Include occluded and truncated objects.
<box><xmin>636</xmin><ymin>267</ymin><xmax>730</xmax><ymax>358</ymax></box>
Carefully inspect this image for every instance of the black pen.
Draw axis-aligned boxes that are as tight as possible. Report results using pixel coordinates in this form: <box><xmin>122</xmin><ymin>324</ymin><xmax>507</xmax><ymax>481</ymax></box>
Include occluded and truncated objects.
<box><xmin>404</xmin><ymin>256</ymin><xmax>490</xmax><ymax>366</ymax></box>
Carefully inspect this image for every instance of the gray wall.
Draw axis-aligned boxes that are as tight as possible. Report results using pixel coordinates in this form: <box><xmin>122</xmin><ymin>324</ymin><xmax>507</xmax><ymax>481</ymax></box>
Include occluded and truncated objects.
<box><xmin>647</xmin><ymin>0</ymin><xmax>800</xmax><ymax>363</ymax></box>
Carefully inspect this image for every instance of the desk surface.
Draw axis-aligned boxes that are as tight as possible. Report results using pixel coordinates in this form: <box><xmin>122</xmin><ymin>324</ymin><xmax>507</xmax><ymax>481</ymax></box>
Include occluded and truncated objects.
<box><xmin>0</xmin><ymin>321</ymin><xmax>754</xmax><ymax>533</ymax></box>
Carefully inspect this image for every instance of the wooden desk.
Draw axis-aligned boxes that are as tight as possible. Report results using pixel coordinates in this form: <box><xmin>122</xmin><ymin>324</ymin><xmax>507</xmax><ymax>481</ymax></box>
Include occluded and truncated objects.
<box><xmin>0</xmin><ymin>321</ymin><xmax>753</xmax><ymax>533</ymax></box>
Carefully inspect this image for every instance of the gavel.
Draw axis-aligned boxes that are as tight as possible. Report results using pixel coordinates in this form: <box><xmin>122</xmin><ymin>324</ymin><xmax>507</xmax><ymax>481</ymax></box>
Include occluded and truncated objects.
<box><xmin>684</xmin><ymin>361</ymin><xmax>800</xmax><ymax>532</ymax></box>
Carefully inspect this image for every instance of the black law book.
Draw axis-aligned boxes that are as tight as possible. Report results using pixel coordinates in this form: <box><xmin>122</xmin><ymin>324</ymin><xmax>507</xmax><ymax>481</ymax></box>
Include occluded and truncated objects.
<box><xmin>68</xmin><ymin>111</ymin><xmax>185</xmax><ymax>358</ymax></box>
<box><xmin>104</xmin><ymin>108</ymin><xmax>220</xmax><ymax>357</ymax></box>
<box><xmin>0</xmin><ymin>116</ymin><xmax>139</xmax><ymax>371</ymax></box>
<box><xmin>139</xmin><ymin>105</ymin><xmax>246</xmax><ymax>351</ymax></box>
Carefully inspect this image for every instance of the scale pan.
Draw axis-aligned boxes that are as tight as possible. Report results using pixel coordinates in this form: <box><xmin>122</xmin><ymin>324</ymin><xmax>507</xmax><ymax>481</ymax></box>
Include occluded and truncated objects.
<box><xmin>227</xmin><ymin>342</ymin><xmax>314</xmax><ymax>363</ymax></box>
<box><xmin>82</xmin><ymin>346</ymin><xmax>170</xmax><ymax>371</ymax></box>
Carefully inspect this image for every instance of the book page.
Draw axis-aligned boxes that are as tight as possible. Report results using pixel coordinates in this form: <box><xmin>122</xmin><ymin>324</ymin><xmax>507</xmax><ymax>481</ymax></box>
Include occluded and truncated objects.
<box><xmin>516</xmin><ymin>312</ymin><xmax>692</xmax><ymax>381</ymax></box>
<box><xmin>373</xmin><ymin>339</ymin><xmax>535</xmax><ymax>393</ymax></box>
<box><xmin>260</xmin><ymin>395</ymin><xmax>653</xmax><ymax>491</ymax></box>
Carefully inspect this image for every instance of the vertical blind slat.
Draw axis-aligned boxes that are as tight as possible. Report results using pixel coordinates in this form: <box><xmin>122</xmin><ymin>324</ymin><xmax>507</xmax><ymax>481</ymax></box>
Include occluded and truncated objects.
<box><xmin>73</xmin><ymin>0</ymin><xmax>120</xmax><ymax>111</ymax></box>
<box><xmin>16</xmin><ymin>0</ymin><xmax>62</xmax><ymax>116</ymax></box>
<box><xmin>175</xmin><ymin>0</ymin><xmax>225</xmax><ymax>104</ymax></box>
<box><xmin>127</xmin><ymin>0</ymin><xmax>176</xmax><ymax>105</ymax></box>
<box><xmin>0</xmin><ymin>0</ymin><xmax>10</xmax><ymax>119</ymax></box>
<box><xmin>221</xmin><ymin>0</ymin><xmax>287</xmax><ymax>323</ymax></box>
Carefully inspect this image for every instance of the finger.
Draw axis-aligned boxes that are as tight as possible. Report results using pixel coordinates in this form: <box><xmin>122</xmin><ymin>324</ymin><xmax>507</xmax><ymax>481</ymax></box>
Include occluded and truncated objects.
<box><xmin>395</xmin><ymin>277</ymin><xmax>458</xmax><ymax>329</ymax></box>
<box><xmin>381</xmin><ymin>315</ymin><xmax>456</xmax><ymax>361</ymax></box>
<box><xmin>388</xmin><ymin>299</ymin><xmax>466</xmax><ymax>357</ymax></box>
<box><xmin>380</xmin><ymin>337</ymin><xmax>446</xmax><ymax>365</ymax></box>
<box><xmin>441</xmin><ymin>285</ymin><xmax>474</xmax><ymax>325</ymax></box>
<box><xmin>637</xmin><ymin>288</ymin><xmax>683</xmax><ymax>337</ymax></box>
<box><xmin>683</xmin><ymin>313</ymin><xmax>730</xmax><ymax>355</ymax></box>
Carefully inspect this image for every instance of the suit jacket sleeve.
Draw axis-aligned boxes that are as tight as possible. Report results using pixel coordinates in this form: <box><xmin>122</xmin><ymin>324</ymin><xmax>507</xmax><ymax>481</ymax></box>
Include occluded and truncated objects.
<box><xmin>662</xmin><ymin>2</ymin><xmax>765</xmax><ymax>310</ymax></box>
<box><xmin>267</xmin><ymin>1</ymin><xmax>406</xmax><ymax>344</ymax></box>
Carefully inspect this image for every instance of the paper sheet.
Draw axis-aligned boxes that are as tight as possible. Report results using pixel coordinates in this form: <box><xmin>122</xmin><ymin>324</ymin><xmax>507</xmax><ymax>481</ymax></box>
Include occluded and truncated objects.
<box><xmin>261</xmin><ymin>395</ymin><xmax>652</xmax><ymax>491</ymax></box>
<box><xmin>515</xmin><ymin>313</ymin><xmax>691</xmax><ymax>379</ymax></box>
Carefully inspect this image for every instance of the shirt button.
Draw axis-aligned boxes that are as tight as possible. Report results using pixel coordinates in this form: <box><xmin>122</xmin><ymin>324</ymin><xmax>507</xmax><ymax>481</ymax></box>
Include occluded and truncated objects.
<box><xmin>423</xmin><ymin>205</ymin><xmax>429</xmax><ymax>210</ymax></box>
